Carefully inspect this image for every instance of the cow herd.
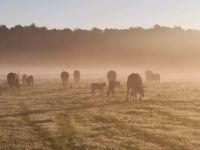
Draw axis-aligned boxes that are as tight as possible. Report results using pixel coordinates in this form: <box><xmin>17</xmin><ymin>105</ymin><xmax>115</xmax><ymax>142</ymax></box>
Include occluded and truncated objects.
<box><xmin>2</xmin><ymin>70</ymin><xmax>160</xmax><ymax>101</ymax></box>
<box><xmin>59</xmin><ymin>70</ymin><xmax>160</xmax><ymax>100</ymax></box>
<box><xmin>6</xmin><ymin>72</ymin><xmax>34</xmax><ymax>89</ymax></box>
<box><xmin>22</xmin><ymin>74</ymin><xmax>34</xmax><ymax>87</ymax></box>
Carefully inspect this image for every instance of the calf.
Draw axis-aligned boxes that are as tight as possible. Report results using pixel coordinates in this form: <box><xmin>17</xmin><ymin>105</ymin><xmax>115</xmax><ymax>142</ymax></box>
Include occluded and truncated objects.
<box><xmin>91</xmin><ymin>82</ymin><xmax>106</xmax><ymax>95</ymax></box>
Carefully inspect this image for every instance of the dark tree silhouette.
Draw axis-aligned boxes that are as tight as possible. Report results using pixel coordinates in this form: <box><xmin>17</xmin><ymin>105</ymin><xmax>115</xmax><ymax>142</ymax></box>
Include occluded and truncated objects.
<box><xmin>0</xmin><ymin>24</ymin><xmax>200</xmax><ymax>69</ymax></box>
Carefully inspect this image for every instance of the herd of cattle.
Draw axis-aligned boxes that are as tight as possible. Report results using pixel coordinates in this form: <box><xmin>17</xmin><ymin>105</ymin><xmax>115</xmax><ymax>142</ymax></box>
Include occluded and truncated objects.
<box><xmin>6</xmin><ymin>72</ymin><xmax>34</xmax><ymax>89</ymax></box>
<box><xmin>1</xmin><ymin>70</ymin><xmax>160</xmax><ymax>100</ymax></box>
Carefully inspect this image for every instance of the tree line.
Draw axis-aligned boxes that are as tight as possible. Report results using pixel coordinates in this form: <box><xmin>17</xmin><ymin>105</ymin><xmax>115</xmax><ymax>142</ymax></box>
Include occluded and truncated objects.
<box><xmin>0</xmin><ymin>24</ymin><xmax>200</xmax><ymax>69</ymax></box>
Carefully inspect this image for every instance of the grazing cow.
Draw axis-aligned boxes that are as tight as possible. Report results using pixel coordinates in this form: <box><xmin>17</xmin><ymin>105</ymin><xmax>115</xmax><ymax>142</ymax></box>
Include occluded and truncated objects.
<box><xmin>7</xmin><ymin>72</ymin><xmax>20</xmax><ymax>89</ymax></box>
<box><xmin>61</xmin><ymin>71</ymin><xmax>69</xmax><ymax>86</ymax></box>
<box><xmin>107</xmin><ymin>70</ymin><xmax>117</xmax><ymax>96</ymax></box>
<box><xmin>22</xmin><ymin>74</ymin><xmax>27</xmax><ymax>85</ymax></box>
<box><xmin>153</xmin><ymin>73</ymin><xmax>160</xmax><ymax>83</ymax></box>
<box><xmin>74</xmin><ymin>70</ymin><xmax>80</xmax><ymax>83</ymax></box>
<box><xmin>145</xmin><ymin>70</ymin><xmax>160</xmax><ymax>83</ymax></box>
<box><xmin>145</xmin><ymin>70</ymin><xmax>154</xmax><ymax>82</ymax></box>
<box><xmin>26</xmin><ymin>75</ymin><xmax>34</xmax><ymax>87</ymax></box>
<box><xmin>91</xmin><ymin>82</ymin><xmax>106</xmax><ymax>95</ymax></box>
<box><xmin>127</xmin><ymin>73</ymin><xmax>144</xmax><ymax>101</ymax></box>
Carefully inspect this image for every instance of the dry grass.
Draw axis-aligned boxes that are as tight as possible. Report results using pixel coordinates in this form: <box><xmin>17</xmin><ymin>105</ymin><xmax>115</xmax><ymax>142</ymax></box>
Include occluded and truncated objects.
<box><xmin>0</xmin><ymin>78</ymin><xmax>200</xmax><ymax>150</ymax></box>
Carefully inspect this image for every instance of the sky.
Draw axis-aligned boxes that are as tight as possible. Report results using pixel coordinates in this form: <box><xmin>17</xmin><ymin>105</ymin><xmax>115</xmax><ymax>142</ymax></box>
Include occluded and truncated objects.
<box><xmin>1</xmin><ymin>0</ymin><xmax>200</xmax><ymax>29</ymax></box>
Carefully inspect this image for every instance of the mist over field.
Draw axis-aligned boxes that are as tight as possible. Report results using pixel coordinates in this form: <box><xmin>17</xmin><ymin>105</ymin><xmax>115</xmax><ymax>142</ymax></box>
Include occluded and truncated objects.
<box><xmin>0</xmin><ymin>24</ymin><xmax>200</xmax><ymax>78</ymax></box>
<box><xmin>2</xmin><ymin>1</ymin><xmax>200</xmax><ymax>149</ymax></box>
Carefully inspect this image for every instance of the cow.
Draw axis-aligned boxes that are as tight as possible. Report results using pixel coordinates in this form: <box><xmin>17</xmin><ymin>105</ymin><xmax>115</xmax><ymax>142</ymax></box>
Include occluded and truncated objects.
<box><xmin>154</xmin><ymin>73</ymin><xmax>160</xmax><ymax>83</ymax></box>
<box><xmin>26</xmin><ymin>75</ymin><xmax>34</xmax><ymax>87</ymax></box>
<box><xmin>7</xmin><ymin>72</ymin><xmax>20</xmax><ymax>89</ymax></box>
<box><xmin>91</xmin><ymin>82</ymin><xmax>106</xmax><ymax>95</ymax></box>
<box><xmin>22</xmin><ymin>74</ymin><xmax>27</xmax><ymax>85</ymax></box>
<box><xmin>107</xmin><ymin>70</ymin><xmax>117</xmax><ymax>96</ymax></box>
<box><xmin>127</xmin><ymin>73</ymin><xmax>144</xmax><ymax>101</ymax></box>
<box><xmin>145</xmin><ymin>70</ymin><xmax>154</xmax><ymax>82</ymax></box>
<box><xmin>74</xmin><ymin>70</ymin><xmax>80</xmax><ymax>83</ymax></box>
<box><xmin>61</xmin><ymin>71</ymin><xmax>69</xmax><ymax>86</ymax></box>
<box><xmin>145</xmin><ymin>70</ymin><xmax>160</xmax><ymax>83</ymax></box>
<box><xmin>107</xmin><ymin>70</ymin><xmax>117</xmax><ymax>82</ymax></box>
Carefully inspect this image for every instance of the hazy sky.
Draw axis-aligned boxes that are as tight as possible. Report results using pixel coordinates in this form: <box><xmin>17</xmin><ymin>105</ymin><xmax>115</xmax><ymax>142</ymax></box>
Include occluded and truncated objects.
<box><xmin>1</xmin><ymin>0</ymin><xmax>200</xmax><ymax>29</ymax></box>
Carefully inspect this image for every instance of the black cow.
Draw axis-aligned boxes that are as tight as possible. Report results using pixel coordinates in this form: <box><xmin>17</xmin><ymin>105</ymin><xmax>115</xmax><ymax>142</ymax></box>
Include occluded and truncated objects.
<box><xmin>26</xmin><ymin>75</ymin><xmax>34</xmax><ymax>87</ymax></box>
<box><xmin>7</xmin><ymin>72</ymin><xmax>20</xmax><ymax>89</ymax></box>
<box><xmin>127</xmin><ymin>73</ymin><xmax>144</xmax><ymax>101</ymax></box>
<box><xmin>61</xmin><ymin>71</ymin><xmax>69</xmax><ymax>86</ymax></box>
<box><xmin>74</xmin><ymin>70</ymin><xmax>80</xmax><ymax>83</ymax></box>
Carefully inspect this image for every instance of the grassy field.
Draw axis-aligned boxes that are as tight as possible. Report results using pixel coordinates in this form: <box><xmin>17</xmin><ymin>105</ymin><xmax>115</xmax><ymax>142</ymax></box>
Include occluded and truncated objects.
<box><xmin>0</xmin><ymin>77</ymin><xmax>200</xmax><ymax>150</ymax></box>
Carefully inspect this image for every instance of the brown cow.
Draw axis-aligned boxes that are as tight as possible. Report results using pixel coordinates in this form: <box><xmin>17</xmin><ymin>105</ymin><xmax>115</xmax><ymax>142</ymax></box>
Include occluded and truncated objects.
<box><xmin>91</xmin><ymin>82</ymin><xmax>106</xmax><ymax>95</ymax></box>
<box><xmin>107</xmin><ymin>70</ymin><xmax>117</xmax><ymax>96</ymax></box>
<box><xmin>26</xmin><ymin>75</ymin><xmax>34</xmax><ymax>87</ymax></box>
<box><xmin>107</xmin><ymin>70</ymin><xmax>117</xmax><ymax>82</ymax></box>
<box><xmin>127</xmin><ymin>73</ymin><xmax>144</xmax><ymax>101</ymax></box>
<box><xmin>7</xmin><ymin>72</ymin><xmax>20</xmax><ymax>89</ymax></box>
<box><xmin>154</xmin><ymin>73</ymin><xmax>160</xmax><ymax>83</ymax></box>
<box><xmin>74</xmin><ymin>70</ymin><xmax>80</xmax><ymax>83</ymax></box>
<box><xmin>22</xmin><ymin>74</ymin><xmax>27</xmax><ymax>85</ymax></box>
<box><xmin>145</xmin><ymin>70</ymin><xmax>154</xmax><ymax>82</ymax></box>
<box><xmin>145</xmin><ymin>70</ymin><xmax>160</xmax><ymax>83</ymax></box>
<box><xmin>61</xmin><ymin>71</ymin><xmax>69</xmax><ymax>86</ymax></box>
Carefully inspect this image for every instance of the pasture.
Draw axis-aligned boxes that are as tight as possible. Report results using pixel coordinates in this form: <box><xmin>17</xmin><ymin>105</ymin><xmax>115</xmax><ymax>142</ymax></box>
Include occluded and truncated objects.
<box><xmin>0</xmin><ymin>76</ymin><xmax>200</xmax><ymax>150</ymax></box>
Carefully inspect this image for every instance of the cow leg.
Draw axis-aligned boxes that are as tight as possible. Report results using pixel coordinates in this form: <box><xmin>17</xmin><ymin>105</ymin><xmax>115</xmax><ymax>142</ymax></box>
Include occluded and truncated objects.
<box><xmin>100</xmin><ymin>89</ymin><xmax>103</xmax><ymax>95</ymax></box>
<box><xmin>94</xmin><ymin>89</ymin><xmax>96</xmax><ymax>95</ymax></box>
<box><xmin>101</xmin><ymin>89</ymin><xmax>103</xmax><ymax>94</ymax></box>
<box><xmin>131</xmin><ymin>89</ymin><xmax>133</xmax><ymax>101</ymax></box>
<box><xmin>131</xmin><ymin>90</ymin><xmax>136</xmax><ymax>101</ymax></box>
<box><xmin>134</xmin><ymin>93</ymin><xmax>137</xmax><ymax>101</ymax></box>
<box><xmin>66</xmin><ymin>80</ymin><xmax>69</xmax><ymax>89</ymax></box>
<box><xmin>132</xmin><ymin>92</ymin><xmax>135</xmax><ymax>101</ymax></box>
<box><xmin>112</xmin><ymin>90</ymin><xmax>114</xmax><ymax>97</ymax></box>
<box><xmin>91</xmin><ymin>89</ymin><xmax>94</xmax><ymax>95</ymax></box>
<box><xmin>127</xmin><ymin>87</ymin><xmax>130</xmax><ymax>101</ymax></box>
<box><xmin>107</xmin><ymin>90</ymin><xmax>109</xmax><ymax>96</ymax></box>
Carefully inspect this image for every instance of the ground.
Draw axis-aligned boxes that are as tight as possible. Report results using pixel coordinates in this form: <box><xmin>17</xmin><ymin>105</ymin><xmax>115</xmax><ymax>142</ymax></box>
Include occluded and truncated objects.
<box><xmin>0</xmin><ymin>77</ymin><xmax>200</xmax><ymax>150</ymax></box>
